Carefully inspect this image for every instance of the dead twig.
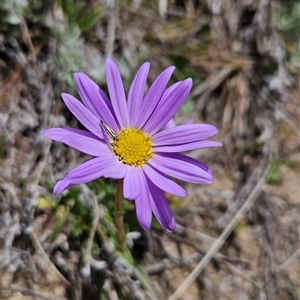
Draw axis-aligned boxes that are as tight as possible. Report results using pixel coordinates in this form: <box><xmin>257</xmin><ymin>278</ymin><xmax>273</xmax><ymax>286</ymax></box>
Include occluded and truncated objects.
<box><xmin>9</xmin><ymin>284</ymin><xmax>68</xmax><ymax>300</ymax></box>
<box><xmin>168</xmin><ymin>162</ymin><xmax>272</xmax><ymax>300</ymax></box>
<box><xmin>216</xmin><ymin>154</ymin><xmax>273</xmax><ymax>230</ymax></box>
<box><xmin>2</xmin><ymin>42</ymin><xmax>43</xmax><ymax>95</ymax></box>
<box><xmin>279</xmin><ymin>248</ymin><xmax>300</xmax><ymax>272</ymax></box>
<box><xmin>222</xmin><ymin>260</ymin><xmax>261</xmax><ymax>288</ymax></box>
<box><xmin>0</xmin><ymin>140</ymin><xmax>68</xmax><ymax>285</ymax></box>
<box><xmin>83</xmin><ymin>194</ymin><xmax>101</xmax><ymax>267</ymax></box>
<box><xmin>29</xmin><ymin>230</ymin><xmax>70</xmax><ymax>285</ymax></box>
<box><xmin>191</xmin><ymin>65</ymin><xmax>234</xmax><ymax>98</ymax></box>
<box><xmin>176</xmin><ymin>223</ymin><xmax>217</xmax><ymax>244</ymax></box>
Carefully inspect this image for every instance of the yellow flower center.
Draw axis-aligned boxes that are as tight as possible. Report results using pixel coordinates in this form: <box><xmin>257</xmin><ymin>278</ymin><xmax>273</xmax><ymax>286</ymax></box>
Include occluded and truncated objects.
<box><xmin>112</xmin><ymin>128</ymin><xmax>153</xmax><ymax>167</ymax></box>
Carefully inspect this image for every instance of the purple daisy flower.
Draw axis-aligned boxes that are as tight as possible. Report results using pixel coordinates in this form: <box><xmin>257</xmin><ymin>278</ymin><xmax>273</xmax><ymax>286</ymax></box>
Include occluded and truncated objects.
<box><xmin>42</xmin><ymin>58</ymin><xmax>221</xmax><ymax>232</ymax></box>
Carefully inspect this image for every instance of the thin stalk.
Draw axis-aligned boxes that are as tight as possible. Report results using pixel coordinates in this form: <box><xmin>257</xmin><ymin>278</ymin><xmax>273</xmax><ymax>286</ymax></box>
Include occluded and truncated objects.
<box><xmin>114</xmin><ymin>179</ymin><xmax>126</xmax><ymax>251</ymax></box>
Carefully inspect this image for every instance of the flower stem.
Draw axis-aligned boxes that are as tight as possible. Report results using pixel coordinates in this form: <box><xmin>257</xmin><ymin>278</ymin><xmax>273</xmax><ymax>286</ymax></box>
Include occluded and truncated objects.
<box><xmin>114</xmin><ymin>179</ymin><xmax>126</xmax><ymax>251</ymax></box>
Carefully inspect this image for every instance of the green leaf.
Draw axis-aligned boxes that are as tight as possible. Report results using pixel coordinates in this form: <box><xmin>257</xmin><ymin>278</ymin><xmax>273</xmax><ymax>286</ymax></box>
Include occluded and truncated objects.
<box><xmin>60</xmin><ymin>0</ymin><xmax>76</xmax><ymax>19</ymax></box>
<box><xmin>58</xmin><ymin>0</ymin><xmax>84</xmax><ymax>23</ymax></box>
<box><xmin>77</xmin><ymin>5</ymin><xmax>103</xmax><ymax>32</ymax></box>
<box><xmin>51</xmin><ymin>206</ymin><xmax>70</xmax><ymax>242</ymax></box>
<box><xmin>181</xmin><ymin>98</ymin><xmax>195</xmax><ymax>115</ymax></box>
<box><xmin>266</xmin><ymin>161</ymin><xmax>282</xmax><ymax>185</ymax></box>
<box><xmin>120</xmin><ymin>250</ymin><xmax>155</xmax><ymax>295</ymax></box>
<box><xmin>6</xmin><ymin>13</ymin><xmax>22</xmax><ymax>25</ymax></box>
<box><xmin>132</xmin><ymin>264</ymin><xmax>155</xmax><ymax>295</ymax></box>
<box><xmin>122</xmin><ymin>248</ymin><xmax>135</xmax><ymax>265</ymax></box>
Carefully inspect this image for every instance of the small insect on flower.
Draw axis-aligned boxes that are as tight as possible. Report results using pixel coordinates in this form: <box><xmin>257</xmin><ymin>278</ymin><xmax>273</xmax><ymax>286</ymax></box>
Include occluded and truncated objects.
<box><xmin>100</xmin><ymin>120</ymin><xmax>119</xmax><ymax>141</ymax></box>
<box><xmin>41</xmin><ymin>58</ymin><xmax>222</xmax><ymax>232</ymax></box>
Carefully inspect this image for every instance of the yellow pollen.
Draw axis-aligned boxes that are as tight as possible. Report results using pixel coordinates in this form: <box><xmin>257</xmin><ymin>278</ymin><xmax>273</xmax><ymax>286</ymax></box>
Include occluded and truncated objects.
<box><xmin>111</xmin><ymin>128</ymin><xmax>153</xmax><ymax>167</ymax></box>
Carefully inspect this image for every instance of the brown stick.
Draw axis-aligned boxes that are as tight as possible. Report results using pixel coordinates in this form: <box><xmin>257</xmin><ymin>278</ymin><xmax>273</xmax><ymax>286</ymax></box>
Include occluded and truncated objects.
<box><xmin>114</xmin><ymin>179</ymin><xmax>126</xmax><ymax>251</ymax></box>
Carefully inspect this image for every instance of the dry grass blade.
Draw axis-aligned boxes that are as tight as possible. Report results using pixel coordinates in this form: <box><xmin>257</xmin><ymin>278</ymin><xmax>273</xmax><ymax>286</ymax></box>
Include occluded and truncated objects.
<box><xmin>190</xmin><ymin>65</ymin><xmax>234</xmax><ymax>98</ymax></box>
<box><xmin>168</xmin><ymin>162</ymin><xmax>272</xmax><ymax>300</ymax></box>
<box><xmin>29</xmin><ymin>230</ymin><xmax>70</xmax><ymax>285</ymax></box>
<box><xmin>9</xmin><ymin>284</ymin><xmax>68</xmax><ymax>300</ymax></box>
<box><xmin>83</xmin><ymin>194</ymin><xmax>101</xmax><ymax>267</ymax></box>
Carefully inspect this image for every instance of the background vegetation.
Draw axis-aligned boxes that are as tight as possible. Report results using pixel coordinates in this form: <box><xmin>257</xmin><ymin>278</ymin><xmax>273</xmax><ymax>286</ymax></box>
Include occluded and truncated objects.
<box><xmin>1</xmin><ymin>0</ymin><xmax>299</xmax><ymax>299</ymax></box>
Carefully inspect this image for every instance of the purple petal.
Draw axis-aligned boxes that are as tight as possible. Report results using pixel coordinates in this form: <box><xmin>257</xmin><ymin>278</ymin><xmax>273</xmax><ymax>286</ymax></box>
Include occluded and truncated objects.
<box><xmin>105</xmin><ymin>58</ymin><xmax>129</xmax><ymax>127</ymax></box>
<box><xmin>74</xmin><ymin>72</ymin><xmax>119</xmax><ymax>131</ymax></box>
<box><xmin>162</xmin><ymin>119</ymin><xmax>177</xmax><ymax>130</ymax></box>
<box><xmin>134</xmin><ymin>173</ymin><xmax>152</xmax><ymax>230</ymax></box>
<box><xmin>182</xmin><ymin>118</ymin><xmax>194</xmax><ymax>125</ymax></box>
<box><xmin>42</xmin><ymin>127</ymin><xmax>97</xmax><ymax>139</ymax></box>
<box><xmin>136</xmin><ymin>66</ymin><xmax>175</xmax><ymax>129</ymax></box>
<box><xmin>102</xmin><ymin>160</ymin><xmax>128</xmax><ymax>179</ymax></box>
<box><xmin>146</xmin><ymin>178</ymin><xmax>176</xmax><ymax>232</ymax></box>
<box><xmin>153</xmin><ymin>124</ymin><xmax>218</xmax><ymax>145</ymax></box>
<box><xmin>167</xmin><ymin>152</ymin><xmax>213</xmax><ymax>175</ymax></box>
<box><xmin>42</xmin><ymin>128</ymin><xmax>111</xmax><ymax>156</ymax></box>
<box><xmin>127</xmin><ymin>62</ymin><xmax>150</xmax><ymax>126</ymax></box>
<box><xmin>154</xmin><ymin>141</ymin><xmax>222</xmax><ymax>152</ymax></box>
<box><xmin>123</xmin><ymin>167</ymin><xmax>142</xmax><ymax>199</ymax></box>
<box><xmin>53</xmin><ymin>155</ymin><xmax>116</xmax><ymax>194</ymax></box>
<box><xmin>54</xmin><ymin>180</ymin><xmax>75</xmax><ymax>195</ymax></box>
<box><xmin>144</xmin><ymin>79</ymin><xmax>193</xmax><ymax>134</ymax></box>
<box><xmin>149</xmin><ymin>153</ymin><xmax>213</xmax><ymax>184</ymax></box>
<box><xmin>61</xmin><ymin>93</ymin><xmax>103</xmax><ymax>138</ymax></box>
<box><xmin>156</xmin><ymin>81</ymin><xmax>182</xmax><ymax>108</ymax></box>
<box><xmin>142</xmin><ymin>165</ymin><xmax>186</xmax><ymax>197</ymax></box>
